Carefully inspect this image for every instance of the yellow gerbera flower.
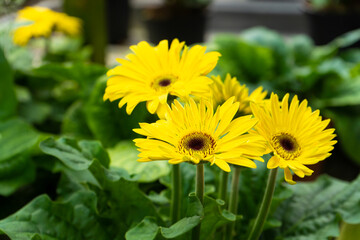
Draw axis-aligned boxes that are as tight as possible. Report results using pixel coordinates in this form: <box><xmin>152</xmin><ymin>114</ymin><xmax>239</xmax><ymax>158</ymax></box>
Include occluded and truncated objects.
<box><xmin>104</xmin><ymin>39</ymin><xmax>221</xmax><ymax>115</ymax></box>
<box><xmin>211</xmin><ymin>74</ymin><xmax>267</xmax><ymax>114</ymax></box>
<box><xmin>251</xmin><ymin>93</ymin><xmax>337</xmax><ymax>184</ymax></box>
<box><xmin>133</xmin><ymin>98</ymin><xmax>266</xmax><ymax>172</ymax></box>
<box><xmin>13</xmin><ymin>6</ymin><xmax>81</xmax><ymax>46</ymax></box>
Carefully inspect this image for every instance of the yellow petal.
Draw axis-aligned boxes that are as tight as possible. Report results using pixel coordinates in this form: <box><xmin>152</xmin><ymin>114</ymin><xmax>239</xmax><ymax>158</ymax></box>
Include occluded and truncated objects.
<box><xmin>284</xmin><ymin>167</ymin><xmax>296</xmax><ymax>185</ymax></box>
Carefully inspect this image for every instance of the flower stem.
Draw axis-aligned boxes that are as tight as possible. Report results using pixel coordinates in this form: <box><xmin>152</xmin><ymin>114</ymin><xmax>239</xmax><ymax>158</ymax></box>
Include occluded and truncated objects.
<box><xmin>192</xmin><ymin>164</ymin><xmax>204</xmax><ymax>240</ymax></box>
<box><xmin>224</xmin><ymin>166</ymin><xmax>241</xmax><ymax>240</ymax></box>
<box><xmin>218</xmin><ymin>171</ymin><xmax>229</xmax><ymax>202</ymax></box>
<box><xmin>171</xmin><ymin>164</ymin><xmax>181</xmax><ymax>224</ymax></box>
<box><xmin>247</xmin><ymin>168</ymin><xmax>278</xmax><ymax>240</ymax></box>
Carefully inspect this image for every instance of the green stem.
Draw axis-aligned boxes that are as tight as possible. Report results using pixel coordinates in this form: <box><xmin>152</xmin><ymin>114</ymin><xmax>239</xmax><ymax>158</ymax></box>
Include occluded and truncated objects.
<box><xmin>192</xmin><ymin>164</ymin><xmax>204</xmax><ymax>240</ymax></box>
<box><xmin>170</xmin><ymin>164</ymin><xmax>181</xmax><ymax>224</ymax></box>
<box><xmin>218</xmin><ymin>171</ymin><xmax>229</xmax><ymax>202</ymax></box>
<box><xmin>247</xmin><ymin>168</ymin><xmax>278</xmax><ymax>240</ymax></box>
<box><xmin>224</xmin><ymin>167</ymin><xmax>241</xmax><ymax>240</ymax></box>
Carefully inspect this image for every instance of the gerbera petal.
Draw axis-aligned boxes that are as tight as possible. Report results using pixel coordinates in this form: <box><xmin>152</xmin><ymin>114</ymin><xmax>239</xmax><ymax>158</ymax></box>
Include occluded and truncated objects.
<box><xmin>267</xmin><ymin>156</ymin><xmax>281</xmax><ymax>169</ymax></box>
<box><xmin>284</xmin><ymin>167</ymin><xmax>296</xmax><ymax>185</ymax></box>
<box><xmin>214</xmin><ymin>159</ymin><xmax>231</xmax><ymax>172</ymax></box>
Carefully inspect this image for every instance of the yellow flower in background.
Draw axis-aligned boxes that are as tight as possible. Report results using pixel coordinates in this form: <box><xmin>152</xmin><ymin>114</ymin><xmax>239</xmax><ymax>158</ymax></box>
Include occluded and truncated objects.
<box><xmin>133</xmin><ymin>98</ymin><xmax>266</xmax><ymax>172</ymax></box>
<box><xmin>251</xmin><ymin>93</ymin><xmax>337</xmax><ymax>184</ymax></box>
<box><xmin>104</xmin><ymin>39</ymin><xmax>221</xmax><ymax>115</ymax></box>
<box><xmin>13</xmin><ymin>6</ymin><xmax>81</xmax><ymax>46</ymax></box>
<box><xmin>211</xmin><ymin>74</ymin><xmax>267</xmax><ymax>114</ymax></box>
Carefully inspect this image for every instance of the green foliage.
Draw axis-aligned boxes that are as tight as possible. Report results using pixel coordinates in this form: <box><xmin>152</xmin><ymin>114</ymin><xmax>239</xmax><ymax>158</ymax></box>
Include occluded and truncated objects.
<box><xmin>84</xmin><ymin>77</ymin><xmax>151</xmax><ymax>147</ymax></box>
<box><xmin>273</xmin><ymin>174</ymin><xmax>360</xmax><ymax>240</ymax></box>
<box><xmin>108</xmin><ymin>141</ymin><xmax>170</xmax><ymax>182</ymax></box>
<box><xmin>0</xmin><ymin>47</ymin><xmax>16</xmax><ymax>120</ymax></box>
<box><xmin>39</xmin><ymin>137</ymin><xmax>161</xmax><ymax>238</ymax></box>
<box><xmin>0</xmin><ymin>118</ymin><xmax>39</xmax><ymax>196</ymax></box>
<box><xmin>0</xmin><ymin>191</ymin><xmax>110</xmax><ymax>240</ymax></box>
<box><xmin>213</xmin><ymin>34</ymin><xmax>274</xmax><ymax>83</ymax></box>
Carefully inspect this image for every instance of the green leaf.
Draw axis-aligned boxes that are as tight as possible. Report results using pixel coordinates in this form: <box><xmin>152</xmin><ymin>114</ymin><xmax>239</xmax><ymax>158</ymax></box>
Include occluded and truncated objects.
<box><xmin>0</xmin><ymin>191</ymin><xmax>111</xmax><ymax>240</ymax></box>
<box><xmin>61</xmin><ymin>101</ymin><xmax>93</xmax><ymax>139</ymax></box>
<box><xmin>32</xmin><ymin>62</ymin><xmax>107</xmax><ymax>99</ymax></box>
<box><xmin>0</xmin><ymin>155</ymin><xmax>36</xmax><ymax>196</ymax></box>
<box><xmin>241</xmin><ymin>27</ymin><xmax>290</xmax><ymax>74</ymax></box>
<box><xmin>108</xmin><ymin>141</ymin><xmax>170</xmax><ymax>182</ymax></box>
<box><xmin>40</xmin><ymin>137</ymin><xmax>110</xmax><ymax>171</ymax></box>
<box><xmin>200</xmin><ymin>196</ymin><xmax>236</xmax><ymax>240</ymax></box>
<box><xmin>40</xmin><ymin>137</ymin><xmax>160</xmax><ymax>238</ymax></box>
<box><xmin>0</xmin><ymin>118</ymin><xmax>39</xmax><ymax>195</ymax></box>
<box><xmin>0</xmin><ymin>47</ymin><xmax>16</xmax><ymax>120</ymax></box>
<box><xmin>125</xmin><ymin>217</ymin><xmax>159</xmax><ymax>240</ymax></box>
<box><xmin>84</xmin><ymin>77</ymin><xmax>151</xmax><ymax>147</ymax></box>
<box><xmin>125</xmin><ymin>195</ymin><xmax>204</xmax><ymax>240</ymax></box>
<box><xmin>330</xmin><ymin>28</ymin><xmax>360</xmax><ymax>49</ymax></box>
<box><xmin>288</xmin><ymin>35</ymin><xmax>314</xmax><ymax>65</ymax></box>
<box><xmin>213</xmin><ymin>34</ymin><xmax>274</xmax><ymax>83</ymax></box>
<box><xmin>275</xmin><ymin>175</ymin><xmax>360</xmax><ymax>240</ymax></box>
<box><xmin>160</xmin><ymin>216</ymin><xmax>201</xmax><ymax>239</ymax></box>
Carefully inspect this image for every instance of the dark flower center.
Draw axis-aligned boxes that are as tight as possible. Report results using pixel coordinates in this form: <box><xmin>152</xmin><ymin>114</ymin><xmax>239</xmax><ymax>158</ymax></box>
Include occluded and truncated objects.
<box><xmin>272</xmin><ymin>132</ymin><xmax>301</xmax><ymax>160</ymax></box>
<box><xmin>279</xmin><ymin>138</ymin><xmax>295</xmax><ymax>151</ymax></box>
<box><xmin>187</xmin><ymin>138</ymin><xmax>205</xmax><ymax>151</ymax></box>
<box><xmin>178</xmin><ymin>132</ymin><xmax>217</xmax><ymax>160</ymax></box>
<box><xmin>159</xmin><ymin>79</ymin><xmax>171</xmax><ymax>87</ymax></box>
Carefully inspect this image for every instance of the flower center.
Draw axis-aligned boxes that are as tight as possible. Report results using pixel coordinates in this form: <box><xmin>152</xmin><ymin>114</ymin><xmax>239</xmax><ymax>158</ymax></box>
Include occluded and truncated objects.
<box><xmin>152</xmin><ymin>75</ymin><xmax>177</xmax><ymax>91</ymax></box>
<box><xmin>158</xmin><ymin>79</ymin><xmax>171</xmax><ymax>87</ymax></box>
<box><xmin>272</xmin><ymin>132</ymin><xmax>301</xmax><ymax>160</ymax></box>
<box><xmin>187</xmin><ymin>138</ymin><xmax>205</xmax><ymax>150</ymax></box>
<box><xmin>178</xmin><ymin>131</ymin><xmax>216</xmax><ymax>159</ymax></box>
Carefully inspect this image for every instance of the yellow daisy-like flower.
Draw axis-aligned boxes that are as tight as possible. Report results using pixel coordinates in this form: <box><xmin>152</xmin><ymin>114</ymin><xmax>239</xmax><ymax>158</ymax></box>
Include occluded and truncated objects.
<box><xmin>251</xmin><ymin>93</ymin><xmax>337</xmax><ymax>184</ymax></box>
<box><xmin>133</xmin><ymin>98</ymin><xmax>266</xmax><ymax>172</ymax></box>
<box><xmin>13</xmin><ymin>6</ymin><xmax>81</xmax><ymax>46</ymax></box>
<box><xmin>104</xmin><ymin>39</ymin><xmax>221</xmax><ymax>115</ymax></box>
<box><xmin>211</xmin><ymin>74</ymin><xmax>267</xmax><ymax>114</ymax></box>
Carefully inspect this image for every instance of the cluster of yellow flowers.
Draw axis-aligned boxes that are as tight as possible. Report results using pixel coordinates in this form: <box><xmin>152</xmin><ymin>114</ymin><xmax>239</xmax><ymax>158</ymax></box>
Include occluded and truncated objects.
<box><xmin>13</xmin><ymin>6</ymin><xmax>81</xmax><ymax>46</ymax></box>
<box><xmin>105</xmin><ymin>39</ymin><xmax>336</xmax><ymax>185</ymax></box>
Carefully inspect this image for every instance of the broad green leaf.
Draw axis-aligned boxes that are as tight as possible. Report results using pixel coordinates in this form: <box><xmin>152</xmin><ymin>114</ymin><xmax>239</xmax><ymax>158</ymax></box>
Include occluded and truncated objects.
<box><xmin>61</xmin><ymin>101</ymin><xmax>93</xmax><ymax>139</ymax></box>
<box><xmin>0</xmin><ymin>118</ymin><xmax>39</xmax><ymax>195</ymax></box>
<box><xmin>0</xmin><ymin>191</ymin><xmax>111</xmax><ymax>240</ymax></box>
<box><xmin>40</xmin><ymin>137</ymin><xmax>160</xmax><ymax>238</ymax></box>
<box><xmin>125</xmin><ymin>217</ymin><xmax>159</xmax><ymax>240</ymax></box>
<box><xmin>160</xmin><ymin>216</ymin><xmax>201</xmax><ymax>239</ymax></box>
<box><xmin>108</xmin><ymin>141</ymin><xmax>170</xmax><ymax>182</ymax></box>
<box><xmin>40</xmin><ymin>137</ymin><xmax>110</xmax><ymax>170</ymax></box>
<box><xmin>84</xmin><ymin>77</ymin><xmax>151</xmax><ymax>147</ymax></box>
<box><xmin>0</xmin><ymin>155</ymin><xmax>36</xmax><ymax>196</ymax></box>
<box><xmin>314</xmin><ymin>77</ymin><xmax>360</xmax><ymax>107</ymax></box>
<box><xmin>125</xmin><ymin>195</ymin><xmax>203</xmax><ymax>240</ymax></box>
<box><xmin>18</xmin><ymin>101</ymin><xmax>52</xmax><ymax>124</ymax></box>
<box><xmin>200</xmin><ymin>196</ymin><xmax>236</xmax><ymax>240</ymax></box>
<box><xmin>87</xmin><ymin>161</ymin><xmax>160</xmax><ymax>234</ymax></box>
<box><xmin>288</xmin><ymin>35</ymin><xmax>314</xmax><ymax>65</ymax></box>
<box><xmin>0</xmin><ymin>47</ymin><xmax>16</xmax><ymax>120</ymax></box>
<box><xmin>274</xmin><ymin>174</ymin><xmax>360</xmax><ymax>240</ymax></box>
<box><xmin>32</xmin><ymin>62</ymin><xmax>107</xmax><ymax>99</ymax></box>
<box><xmin>241</xmin><ymin>27</ymin><xmax>290</xmax><ymax>74</ymax></box>
<box><xmin>213</xmin><ymin>34</ymin><xmax>274</xmax><ymax>83</ymax></box>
